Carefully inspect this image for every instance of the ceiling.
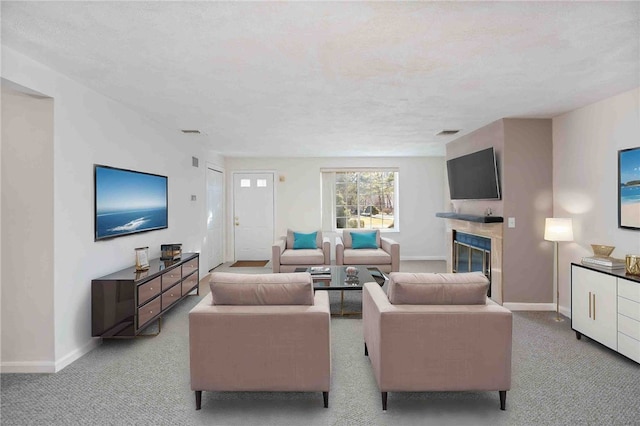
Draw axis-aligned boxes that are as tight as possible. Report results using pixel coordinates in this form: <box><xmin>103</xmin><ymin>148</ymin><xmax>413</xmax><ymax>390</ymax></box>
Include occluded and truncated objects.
<box><xmin>2</xmin><ymin>1</ymin><xmax>638</xmax><ymax>157</ymax></box>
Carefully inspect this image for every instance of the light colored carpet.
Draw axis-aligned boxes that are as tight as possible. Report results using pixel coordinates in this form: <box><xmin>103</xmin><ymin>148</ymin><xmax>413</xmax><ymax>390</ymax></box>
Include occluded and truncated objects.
<box><xmin>2</xmin><ymin>260</ymin><xmax>639</xmax><ymax>425</ymax></box>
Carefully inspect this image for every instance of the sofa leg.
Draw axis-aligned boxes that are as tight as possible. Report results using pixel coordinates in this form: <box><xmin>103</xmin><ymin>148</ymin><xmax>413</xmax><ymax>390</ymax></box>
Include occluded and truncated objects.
<box><xmin>364</xmin><ymin>343</ymin><xmax>368</xmax><ymax>356</ymax></box>
<box><xmin>381</xmin><ymin>392</ymin><xmax>388</xmax><ymax>411</ymax></box>
<box><xmin>323</xmin><ymin>392</ymin><xmax>329</xmax><ymax>408</ymax></box>
<box><xmin>195</xmin><ymin>391</ymin><xmax>202</xmax><ymax>410</ymax></box>
<box><xmin>499</xmin><ymin>390</ymin><xmax>506</xmax><ymax>410</ymax></box>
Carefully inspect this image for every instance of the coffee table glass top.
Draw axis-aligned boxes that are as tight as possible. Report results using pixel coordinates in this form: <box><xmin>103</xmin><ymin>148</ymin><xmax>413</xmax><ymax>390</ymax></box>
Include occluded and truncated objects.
<box><xmin>296</xmin><ymin>266</ymin><xmax>386</xmax><ymax>290</ymax></box>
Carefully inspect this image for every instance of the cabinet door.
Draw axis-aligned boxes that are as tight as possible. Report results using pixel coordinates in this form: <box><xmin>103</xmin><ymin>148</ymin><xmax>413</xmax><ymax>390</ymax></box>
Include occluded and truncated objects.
<box><xmin>571</xmin><ymin>266</ymin><xmax>617</xmax><ymax>350</ymax></box>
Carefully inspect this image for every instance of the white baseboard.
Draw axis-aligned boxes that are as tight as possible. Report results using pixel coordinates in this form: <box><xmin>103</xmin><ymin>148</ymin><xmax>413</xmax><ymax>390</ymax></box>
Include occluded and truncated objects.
<box><xmin>1</xmin><ymin>361</ymin><xmax>56</xmax><ymax>374</ymax></box>
<box><xmin>502</xmin><ymin>303</ymin><xmax>572</xmax><ymax>318</ymax></box>
<box><xmin>55</xmin><ymin>338</ymin><xmax>101</xmax><ymax>372</ymax></box>
<box><xmin>1</xmin><ymin>338</ymin><xmax>101</xmax><ymax>374</ymax></box>
<box><xmin>503</xmin><ymin>302</ymin><xmax>555</xmax><ymax>311</ymax></box>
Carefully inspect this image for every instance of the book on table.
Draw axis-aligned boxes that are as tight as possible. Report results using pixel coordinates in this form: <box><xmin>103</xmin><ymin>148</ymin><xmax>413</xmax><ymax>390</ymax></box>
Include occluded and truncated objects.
<box><xmin>310</xmin><ymin>267</ymin><xmax>331</xmax><ymax>274</ymax></box>
<box><xmin>581</xmin><ymin>256</ymin><xmax>625</xmax><ymax>269</ymax></box>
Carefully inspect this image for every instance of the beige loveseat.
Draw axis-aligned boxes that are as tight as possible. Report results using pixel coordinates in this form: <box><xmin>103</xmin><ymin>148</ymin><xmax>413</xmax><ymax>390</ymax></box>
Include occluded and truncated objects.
<box><xmin>272</xmin><ymin>229</ymin><xmax>330</xmax><ymax>273</ymax></box>
<box><xmin>336</xmin><ymin>229</ymin><xmax>399</xmax><ymax>273</ymax></box>
<box><xmin>363</xmin><ymin>272</ymin><xmax>512</xmax><ymax>411</ymax></box>
<box><xmin>189</xmin><ymin>272</ymin><xmax>331</xmax><ymax>409</ymax></box>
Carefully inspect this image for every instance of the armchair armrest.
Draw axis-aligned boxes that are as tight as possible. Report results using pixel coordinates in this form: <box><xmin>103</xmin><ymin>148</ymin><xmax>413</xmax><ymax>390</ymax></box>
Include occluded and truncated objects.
<box><xmin>271</xmin><ymin>237</ymin><xmax>286</xmax><ymax>273</ymax></box>
<box><xmin>335</xmin><ymin>236</ymin><xmax>344</xmax><ymax>266</ymax></box>
<box><xmin>322</xmin><ymin>237</ymin><xmax>331</xmax><ymax>265</ymax></box>
<box><xmin>380</xmin><ymin>237</ymin><xmax>400</xmax><ymax>272</ymax></box>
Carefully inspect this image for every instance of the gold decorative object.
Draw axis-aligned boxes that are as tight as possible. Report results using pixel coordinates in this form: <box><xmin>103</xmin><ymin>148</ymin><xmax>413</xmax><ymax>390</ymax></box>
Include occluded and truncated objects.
<box><xmin>626</xmin><ymin>255</ymin><xmax>640</xmax><ymax>276</ymax></box>
<box><xmin>591</xmin><ymin>244</ymin><xmax>615</xmax><ymax>257</ymax></box>
<box><xmin>135</xmin><ymin>247</ymin><xmax>150</xmax><ymax>271</ymax></box>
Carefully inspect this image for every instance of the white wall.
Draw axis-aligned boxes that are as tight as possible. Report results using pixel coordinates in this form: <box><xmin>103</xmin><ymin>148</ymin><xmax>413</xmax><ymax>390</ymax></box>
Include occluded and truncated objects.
<box><xmin>1</xmin><ymin>47</ymin><xmax>224</xmax><ymax>372</ymax></box>
<box><xmin>224</xmin><ymin>156</ymin><xmax>445</xmax><ymax>261</ymax></box>
<box><xmin>553</xmin><ymin>87</ymin><xmax>640</xmax><ymax>316</ymax></box>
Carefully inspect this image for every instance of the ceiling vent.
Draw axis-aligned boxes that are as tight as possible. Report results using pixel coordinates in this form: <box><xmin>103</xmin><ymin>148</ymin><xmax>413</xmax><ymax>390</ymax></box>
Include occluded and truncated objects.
<box><xmin>437</xmin><ymin>130</ymin><xmax>460</xmax><ymax>136</ymax></box>
<box><xmin>181</xmin><ymin>129</ymin><xmax>201</xmax><ymax>134</ymax></box>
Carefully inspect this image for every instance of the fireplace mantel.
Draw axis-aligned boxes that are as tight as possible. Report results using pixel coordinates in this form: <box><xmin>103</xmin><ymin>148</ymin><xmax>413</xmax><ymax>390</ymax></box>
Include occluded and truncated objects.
<box><xmin>436</xmin><ymin>212</ymin><xmax>504</xmax><ymax>223</ymax></box>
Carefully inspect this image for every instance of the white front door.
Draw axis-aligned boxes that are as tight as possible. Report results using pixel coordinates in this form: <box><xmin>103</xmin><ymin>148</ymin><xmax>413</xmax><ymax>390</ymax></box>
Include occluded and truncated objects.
<box><xmin>206</xmin><ymin>167</ymin><xmax>224</xmax><ymax>271</ymax></box>
<box><xmin>233</xmin><ymin>172</ymin><xmax>274</xmax><ymax>261</ymax></box>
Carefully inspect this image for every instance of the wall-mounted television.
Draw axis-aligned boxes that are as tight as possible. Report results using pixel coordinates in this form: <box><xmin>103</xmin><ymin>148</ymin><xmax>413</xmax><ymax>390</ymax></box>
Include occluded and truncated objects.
<box><xmin>447</xmin><ymin>147</ymin><xmax>501</xmax><ymax>200</ymax></box>
<box><xmin>94</xmin><ymin>165</ymin><xmax>168</xmax><ymax>241</ymax></box>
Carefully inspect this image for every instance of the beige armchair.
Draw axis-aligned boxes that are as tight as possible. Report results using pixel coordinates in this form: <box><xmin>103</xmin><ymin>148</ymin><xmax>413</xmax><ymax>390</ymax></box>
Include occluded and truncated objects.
<box><xmin>272</xmin><ymin>229</ymin><xmax>330</xmax><ymax>273</ymax></box>
<box><xmin>363</xmin><ymin>272</ymin><xmax>512</xmax><ymax>411</ymax></box>
<box><xmin>189</xmin><ymin>272</ymin><xmax>331</xmax><ymax>409</ymax></box>
<box><xmin>336</xmin><ymin>229</ymin><xmax>399</xmax><ymax>273</ymax></box>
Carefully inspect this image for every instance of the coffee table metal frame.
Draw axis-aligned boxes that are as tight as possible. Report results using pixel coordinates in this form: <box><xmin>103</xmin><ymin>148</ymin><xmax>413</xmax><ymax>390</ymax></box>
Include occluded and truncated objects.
<box><xmin>295</xmin><ymin>266</ymin><xmax>387</xmax><ymax>316</ymax></box>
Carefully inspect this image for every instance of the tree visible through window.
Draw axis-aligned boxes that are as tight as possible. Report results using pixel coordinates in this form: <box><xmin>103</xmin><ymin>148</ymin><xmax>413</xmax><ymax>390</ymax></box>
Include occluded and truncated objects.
<box><xmin>335</xmin><ymin>171</ymin><xmax>396</xmax><ymax>230</ymax></box>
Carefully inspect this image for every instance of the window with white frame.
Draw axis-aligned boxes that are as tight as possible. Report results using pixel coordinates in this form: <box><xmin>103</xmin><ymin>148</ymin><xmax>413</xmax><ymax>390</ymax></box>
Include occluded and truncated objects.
<box><xmin>321</xmin><ymin>169</ymin><xmax>398</xmax><ymax>231</ymax></box>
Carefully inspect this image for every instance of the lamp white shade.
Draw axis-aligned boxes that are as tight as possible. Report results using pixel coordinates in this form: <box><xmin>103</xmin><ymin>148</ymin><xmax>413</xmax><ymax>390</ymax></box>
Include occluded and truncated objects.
<box><xmin>544</xmin><ymin>218</ymin><xmax>574</xmax><ymax>242</ymax></box>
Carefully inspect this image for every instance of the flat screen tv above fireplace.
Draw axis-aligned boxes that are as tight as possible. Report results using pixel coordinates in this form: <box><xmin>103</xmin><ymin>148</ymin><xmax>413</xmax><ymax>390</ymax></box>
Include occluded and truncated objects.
<box><xmin>447</xmin><ymin>147</ymin><xmax>501</xmax><ymax>200</ymax></box>
<box><xmin>94</xmin><ymin>165</ymin><xmax>168</xmax><ymax>241</ymax></box>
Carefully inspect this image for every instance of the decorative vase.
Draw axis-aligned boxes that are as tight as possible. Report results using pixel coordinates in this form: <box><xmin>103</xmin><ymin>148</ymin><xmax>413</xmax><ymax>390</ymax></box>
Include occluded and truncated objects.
<box><xmin>626</xmin><ymin>255</ymin><xmax>640</xmax><ymax>276</ymax></box>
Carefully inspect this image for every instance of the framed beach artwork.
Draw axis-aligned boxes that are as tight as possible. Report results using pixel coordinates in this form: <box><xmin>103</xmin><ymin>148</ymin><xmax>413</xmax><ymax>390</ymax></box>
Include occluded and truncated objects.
<box><xmin>619</xmin><ymin>147</ymin><xmax>640</xmax><ymax>230</ymax></box>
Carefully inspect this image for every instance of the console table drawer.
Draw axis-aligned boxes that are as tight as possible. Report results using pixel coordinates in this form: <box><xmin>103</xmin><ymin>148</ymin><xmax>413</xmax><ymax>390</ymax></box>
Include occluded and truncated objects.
<box><xmin>162</xmin><ymin>286</ymin><xmax>181</xmax><ymax>310</ymax></box>
<box><xmin>162</xmin><ymin>268</ymin><xmax>182</xmax><ymax>290</ymax></box>
<box><xmin>182</xmin><ymin>258</ymin><xmax>199</xmax><ymax>276</ymax></box>
<box><xmin>182</xmin><ymin>272</ymin><xmax>199</xmax><ymax>295</ymax></box>
<box><xmin>618</xmin><ymin>297</ymin><xmax>640</xmax><ymax>322</ymax></box>
<box><xmin>618</xmin><ymin>332</ymin><xmax>640</xmax><ymax>363</ymax></box>
<box><xmin>138</xmin><ymin>297</ymin><xmax>161</xmax><ymax>329</ymax></box>
<box><xmin>618</xmin><ymin>313</ymin><xmax>640</xmax><ymax>341</ymax></box>
<box><xmin>138</xmin><ymin>277</ymin><xmax>161</xmax><ymax>305</ymax></box>
<box><xmin>619</xmin><ymin>278</ymin><xmax>640</xmax><ymax>303</ymax></box>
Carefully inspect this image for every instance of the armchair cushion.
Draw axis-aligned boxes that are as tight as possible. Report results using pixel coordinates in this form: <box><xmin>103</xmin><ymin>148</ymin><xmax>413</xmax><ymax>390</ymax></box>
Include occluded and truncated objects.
<box><xmin>343</xmin><ymin>248</ymin><xmax>391</xmax><ymax>265</ymax></box>
<box><xmin>293</xmin><ymin>231</ymin><xmax>318</xmax><ymax>249</ymax></box>
<box><xmin>351</xmin><ymin>231</ymin><xmax>378</xmax><ymax>249</ymax></box>
<box><xmin>387</xmin><ymin>272</ymin><xmax>489</xmax><ymax>305</ymax></box>
<box><xmin>209</xmin><ymin>272</ymin><xmax>314</xmax><ymax>305</ymax></box>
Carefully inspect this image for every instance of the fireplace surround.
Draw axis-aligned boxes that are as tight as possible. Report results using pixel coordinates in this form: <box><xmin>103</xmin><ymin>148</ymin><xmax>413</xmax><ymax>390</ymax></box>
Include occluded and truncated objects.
<box><xmin>438</xmin><ymin>213</ymin><xmax>504</xmax><ymax>304</ymax></box>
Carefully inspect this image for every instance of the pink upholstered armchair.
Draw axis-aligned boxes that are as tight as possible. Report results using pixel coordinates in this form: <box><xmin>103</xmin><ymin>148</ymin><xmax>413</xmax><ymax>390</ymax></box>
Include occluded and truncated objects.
<box><xmin>189</xmin><ymin>272</ymin><xmax>331</xmax><ymax>410</ymax></box>
<box><xmin>336</xmin><ymin>229</ymin><xmax>399</xmax><ymax>273</ymax></box>
<box><xmin>272</xmin><ymin>229</ymin><xmax>330</xmax><ymax>273</ymax></box>
<box><xmin>363</xmin><ymin>272</ymin><xmax>512</xmax><ymax>411</ymax></box>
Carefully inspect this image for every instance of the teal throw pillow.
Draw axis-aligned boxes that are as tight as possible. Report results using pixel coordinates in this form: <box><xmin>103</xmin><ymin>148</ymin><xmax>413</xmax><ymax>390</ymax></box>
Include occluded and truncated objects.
<box><xmin>351</xmin><ymin>231</ymin><xmax>378</xmax><ymax>249</ymax></box>
<box><xmin>293</xmin><ymin>231</ymin><xmax>317</xmax><ymax>249</ymax></box>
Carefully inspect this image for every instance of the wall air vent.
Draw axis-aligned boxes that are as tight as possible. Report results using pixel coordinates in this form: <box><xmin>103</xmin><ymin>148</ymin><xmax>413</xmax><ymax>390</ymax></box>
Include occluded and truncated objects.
<box><xmin>181</xmin><ymin>129</ymin><xmax>201</xmax><ymax>134</ymax></box>
<box><xmin>437</xmin><ymin>130</ymin><xmax>460</xmax><ymax>136</ymax></box>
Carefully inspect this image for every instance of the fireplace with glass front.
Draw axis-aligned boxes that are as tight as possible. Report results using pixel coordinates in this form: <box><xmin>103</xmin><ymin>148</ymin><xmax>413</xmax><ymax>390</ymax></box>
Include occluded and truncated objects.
<box><xmin>453</xmin><ymin>231</ymin><xmax>491</xmax><ymax>296</ymax></box>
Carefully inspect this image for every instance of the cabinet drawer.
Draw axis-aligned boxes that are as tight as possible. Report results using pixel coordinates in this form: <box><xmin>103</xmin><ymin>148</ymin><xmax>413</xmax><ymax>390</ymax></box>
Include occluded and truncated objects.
<box><xmin>138</xmin><ymin>277</ymin><xmax>161</xmax><ymax>306</ymax></box>
<box><xmin>182</xmin><ymin>272</ymin><xmax>199</xmax><ymax>295</ymax></box>
<box><xmin>618</xmin><ymin>313</ymin><xmax>640</xmax><ymax>341</ymax></box>
<box><xmin>137</xmin><ymin>297</ymin><xmax>161</xmax><ymax>329</ymax></box>
<box><xmin>162</xmin><ymin>285</ymin><xmax>181</xmax><ymax>310</ymax></box>
<box><xmin>182</xmin><ymin>257</ymin><xmax>199</xmax><ymax>277</ymax></box>
<box><xmin>618</xmin><ymin>296</ymin><xmax>640</xmax><ymax>322</ymax></box>
<box><xmin>618</xmin><ymin>278</ymin><xmax>640</xmax><ymax>303</ymax></box>
<box><xmin>618</xmin><ymin>332</ymin><xmax>640</xmax><ymax>363</ymax></box>
<box><xmin>162</xmin><ymin>268</ymin><xmax>182</xmax><ymax>290</ymax></box>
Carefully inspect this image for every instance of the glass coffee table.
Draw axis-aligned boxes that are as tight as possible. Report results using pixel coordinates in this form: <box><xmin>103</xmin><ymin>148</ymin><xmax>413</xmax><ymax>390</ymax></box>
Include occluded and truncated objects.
<box><xmin>295</xmin><ymin>266</ymin><xmax>387</xmax><ymax>316</ymax></box>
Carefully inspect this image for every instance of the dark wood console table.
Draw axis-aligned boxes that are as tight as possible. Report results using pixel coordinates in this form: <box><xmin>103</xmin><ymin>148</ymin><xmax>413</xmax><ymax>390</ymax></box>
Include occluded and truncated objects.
<box><xmin>92</xmin><ymin>253</ymin><xmax>199</xmax><ymax>338</ymax></box>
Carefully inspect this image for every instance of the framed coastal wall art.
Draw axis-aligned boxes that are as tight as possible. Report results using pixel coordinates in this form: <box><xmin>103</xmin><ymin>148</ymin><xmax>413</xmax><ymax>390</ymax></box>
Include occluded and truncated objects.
<box><xmin>619</xmin><ymin>147</ymin><xmax>640</xmax><ymax>230</ymax></box>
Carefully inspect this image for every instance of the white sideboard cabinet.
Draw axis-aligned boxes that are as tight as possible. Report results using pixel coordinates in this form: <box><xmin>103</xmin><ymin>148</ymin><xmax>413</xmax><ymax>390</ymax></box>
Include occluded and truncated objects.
<box><xmin>571</xmin><ymin>263</ymin><xmax>640</xmax><ymax>364</ymax></box>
